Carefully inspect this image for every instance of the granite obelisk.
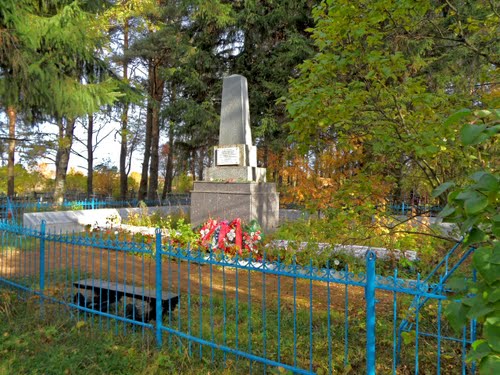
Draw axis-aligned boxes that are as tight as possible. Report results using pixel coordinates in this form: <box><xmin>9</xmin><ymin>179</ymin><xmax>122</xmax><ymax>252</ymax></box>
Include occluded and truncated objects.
<box><xmin>190</xmin><ymin>74</ymin><xmax>279</xmax><ymax>231</ymax></box>
<box><xmin>204</xmin><ymin>75</ymin><xmax>265</xmax><ymax>182</ymax></box>
<box><xmin>219</xmin><ymin>75</ymin><xmax>252</xmax><ymax>146</ymax></box>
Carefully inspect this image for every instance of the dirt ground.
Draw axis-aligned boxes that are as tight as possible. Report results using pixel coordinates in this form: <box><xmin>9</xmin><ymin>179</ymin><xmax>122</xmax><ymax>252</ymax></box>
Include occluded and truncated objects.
<box><xmin>0</xmin><ymin>243</ymin><xmax>394</xmax><ymax>314</ymax></box>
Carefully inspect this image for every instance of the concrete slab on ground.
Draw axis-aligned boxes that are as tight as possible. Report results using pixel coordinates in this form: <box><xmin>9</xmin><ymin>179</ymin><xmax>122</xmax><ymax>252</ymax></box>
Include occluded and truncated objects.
<box><xmin>23</xmin><ymin>206</ymin><xmax>189</xmax><ymax>233</ymax></box>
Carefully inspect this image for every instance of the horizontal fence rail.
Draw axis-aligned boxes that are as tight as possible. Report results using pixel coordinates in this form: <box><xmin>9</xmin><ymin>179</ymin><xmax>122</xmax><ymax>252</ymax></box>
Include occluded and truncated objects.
<box><xmin>0</xmin><ymin>195</ymin><xmax>191</xmax><ymax>221</ymax></box>
<box><xmin>0</xmin><ymin>219</ymin><xmax>476</xmax><ymax>374</ymax></box>
<box><xmin>2</xmin><ymin>197</ymin><xmax>444</xmax><ymax>223</ymax></box>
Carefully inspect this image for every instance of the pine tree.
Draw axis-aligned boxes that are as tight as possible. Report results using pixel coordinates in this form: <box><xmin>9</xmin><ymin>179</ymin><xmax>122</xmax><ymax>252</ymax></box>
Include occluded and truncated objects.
<box><xmin>1</xmin><ymin>0</ymin><xmax>122</xmax><ymax>203</ymax></box>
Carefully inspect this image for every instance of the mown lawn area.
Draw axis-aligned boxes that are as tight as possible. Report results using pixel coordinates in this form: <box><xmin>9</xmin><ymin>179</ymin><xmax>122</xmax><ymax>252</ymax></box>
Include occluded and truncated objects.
<box><xmin>0</xmin><ymin>289</ymin><xmax>237</xmax><ymax>375</ymax></box>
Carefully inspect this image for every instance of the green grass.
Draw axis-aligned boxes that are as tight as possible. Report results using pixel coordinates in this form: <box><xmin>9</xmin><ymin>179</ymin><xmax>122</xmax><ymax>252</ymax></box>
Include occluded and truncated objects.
<box><xmin>0</xmin><ymin>290</ymin><xmax>239</xmax><ymax>375</ymax></box>
<box><xmin>0</xmin><ymin>284</ymin><xmax>471</xmax><ymax>375</ymax></box>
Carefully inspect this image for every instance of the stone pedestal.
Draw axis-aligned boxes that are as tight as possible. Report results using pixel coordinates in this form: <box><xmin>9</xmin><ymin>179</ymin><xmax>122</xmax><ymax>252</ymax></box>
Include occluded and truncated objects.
<box><xmin>190</xmin><ymin>182</ymin><xmax>279</xmax><ymax>232</ymax></box>
<box><xmin>206</xmin><ymin>143</ymin><xmax>266</xmax><ymax>183</ymax></box>
<box><xmin>204</xmin><ymin>166</ymin><xmax>267</xmax><ymax>183</ymax></box>
<box><xmin>191</xmin><ymin>74</ymin><xmax>279</xmax><ymax>231</ymax></box>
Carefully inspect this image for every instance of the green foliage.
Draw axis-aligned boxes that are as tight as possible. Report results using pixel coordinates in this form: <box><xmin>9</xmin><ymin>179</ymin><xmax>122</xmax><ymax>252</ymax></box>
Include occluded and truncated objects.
<box><xmin>125</xmin><ymin>209</ymin><xmax>198</xmax><ymax>246</ymax></box>
<box><xmin>266</xmin><ymin>212</ymin><xmax>449</xmax><ymax>276</ymax></box>
<box><xmin>286</xmin><ymin>0</ymin><xmax>499</xmax><ymax>201</ymax></box>
<box><xmin>1</xmin><ymin>0</ymin><xmax>122</xmax><ymax>117</ymax></box>
<box><xmin>0</xmin><ymin>164</ymin><xmax>47</xmax><ymax>195</ymax></box>
<box><xmin>173</xmin><ymin>173</ymin><xmax>193</xmax><ymax>193</ymax></box>
<box><xmin>232</xmin><ymin>0</ymin><xmax>315</xmax><ymax>151</ymax></box>
<box><xmin>65</xmin><ymin>169</ymin><xmax>87</xmax><ymax>195</ymax></box>
<box><xmin>435</xmin><ymin>110</ymin><xmax>499</xmax><ymax>374</ymax></box>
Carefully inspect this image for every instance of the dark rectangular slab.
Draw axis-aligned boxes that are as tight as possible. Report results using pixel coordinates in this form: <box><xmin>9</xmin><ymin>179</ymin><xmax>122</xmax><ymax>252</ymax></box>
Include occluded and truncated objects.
<box><xmin>73</xmin><ymin>278</ymin><xmax>178</xmax><ymax>302</ymax></box>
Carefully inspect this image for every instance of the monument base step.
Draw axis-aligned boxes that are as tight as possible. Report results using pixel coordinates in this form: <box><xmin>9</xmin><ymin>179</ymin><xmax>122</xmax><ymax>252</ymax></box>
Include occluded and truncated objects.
<box><xmin>190</xmin><ymin>182</ymin><xmax>279</xmax><ymax>232</ymax></box>
<box><xmin>204</xmin><ymin>166</ymin><xmax>267</xmax><ymax>183</ymax></box>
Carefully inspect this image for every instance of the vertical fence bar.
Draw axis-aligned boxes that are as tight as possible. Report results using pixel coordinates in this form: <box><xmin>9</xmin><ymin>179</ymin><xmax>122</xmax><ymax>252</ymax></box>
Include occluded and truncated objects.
<box><xmin>187</xmin><ymin>245</ymin><xmax>192</xmax><ymax>357</ymax></box>
<box><xmin>461</xmin><ymin>325</ymin><xmax>467</xmax><ymax>375</ymax></box>
<box><xmin>46</xmin><ymin>229</ymin><xmax>51</xmax><ymax>294</ymax></box>
<box><xmin>176</xmin><ymin>246</ymin><xmax>181</xmax><ymax>350</ymax></box>
<box><xmin>309</xmin><ymin>259</ymin><xmax>313</xmax><ymax>373</ymax></box>
<box><xmin>344</xmin><ymin>265</ymin><xmax>349</xmax><ymax>367</ymax></box>
<box><xmin>262</xmin><ymin>253</ymin><xmax>267</xmax><ymax>373</ymax></box>
<box><xmin>471</xmin><ymin>269</ymin><xmax>477</xmax><ymax>374</ymax></box>
<box><xmin>210</xmin><ymin>250</ymin><xmax>215</xmax><ymax>362</ymax></box>
<box><xmin>39</xmin><ymin>220</ymin><xmax>46</xmax><ymax>307</ymax></box>
<box><xmin>168</xmin><ymin>245</ymin><xmax>173</xmax><ymax>347</ymax></box>
<box><xmin>365</xmin><ymin>251</ymin><xmax>376</xmax><ymax>375</ymax></box>
<box><xmin>392</xmin><ymin>268</ymin><xmax>398</xmax><ymax>375</ymax></box>
<box><xmin>277</xmin><ymin>259</ymin><xmax>281</xmax><ymax>365</ymax></box>
<box><xmin>235</xmin><ymin>255</ymin><xmax>240</xmax><ymax>365</ymax></box>
<box><xmin>155</xmin><ymin>228</ymin><xmax>163</xmax><ymax>348</ymax></box>
<box><xmin>415</xmin><ymin>273</ymin><xmax>421</xmax><ymax>375</ymax></box>
<box><xmin>293</xmin><ymin>256</ymin><xmax>298</xmax><ymax>369</ymax></box>
<box><xmin>327</xmin><ymin>262</ymin><xmax>332</xmax><ymax>375</ymax></box>
<box><xmin>176</xmin><ymin>247</ymin><xmax>183</xmax><ymax>352</ymax></box>
<box><xmin>223</xmin><ymin>255</ymin><xmax>227</xmax><ymax>364</ymax></box>
<box><xmin>198</xmin><ymin>248</ymin><xmax>203</xmax><ymax>359</ymax></box>
<box><xmin>437</xmin><ymin>298</ymin><xmax>442</xmax><ymax>374</ymax></box>
<box><xmin>248</xmin><ymin>256</ymin><xmax>253</xmax><ymax>373</ymax></box>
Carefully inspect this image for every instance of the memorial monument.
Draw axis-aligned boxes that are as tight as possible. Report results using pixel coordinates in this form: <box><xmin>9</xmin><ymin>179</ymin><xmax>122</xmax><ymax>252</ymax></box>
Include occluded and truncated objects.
<box><xmin>190</xmin><ymin>74</ymin><xmax>279</xmax><ymax>231</ymax></box>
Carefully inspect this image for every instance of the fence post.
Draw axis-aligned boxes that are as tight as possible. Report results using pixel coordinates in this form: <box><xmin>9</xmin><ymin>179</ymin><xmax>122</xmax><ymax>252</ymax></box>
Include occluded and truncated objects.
<box><xmin>155</xmin><ymin>228</ymin><xmax>163</xmax><ymax>348</ymax></box>
<box><xmin>470</xmin><ymin>269</ymin><xmax>478</xmax><ymax>374</ymax></box>
<box><xmin>39</xmin><ymin>220</ymin><xmax>46</xmax><ymax>305</ymax></box>
<box><xmin>365</xmin><ymin>251</ymin><xmax>376</xmax><ymax>375</ymax></box>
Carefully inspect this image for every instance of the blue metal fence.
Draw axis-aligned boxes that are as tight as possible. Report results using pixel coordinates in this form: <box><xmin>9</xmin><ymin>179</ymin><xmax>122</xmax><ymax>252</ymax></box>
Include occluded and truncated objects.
<box><xmin>0</xmin><ymin>219</ymin><xmax>476</xmax><ymax>374</ymax></box>
<box><xmin>0</xmin><ymin>195</ymin><xmax>191</xmax><ymax>221</ymax></box>
<box><xmin>389</xmin><ymin>202</ymin><xmax>443</xmax><ymax>217</ymax></box>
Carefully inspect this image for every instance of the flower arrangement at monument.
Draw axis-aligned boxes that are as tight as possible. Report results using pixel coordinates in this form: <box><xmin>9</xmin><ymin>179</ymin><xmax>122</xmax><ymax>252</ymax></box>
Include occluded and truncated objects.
<box><xmin>199</xmin><ymin>218</ymin><xmax>263</xmax><ymax>258</ymax></box>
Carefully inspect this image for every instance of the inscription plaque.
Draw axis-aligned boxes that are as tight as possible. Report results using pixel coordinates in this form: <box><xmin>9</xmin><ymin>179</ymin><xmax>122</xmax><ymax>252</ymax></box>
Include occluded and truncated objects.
<box><xmin>217</xmin><ymin>147</ymin><xmax>240</xmax><ymax>166</ymax></box>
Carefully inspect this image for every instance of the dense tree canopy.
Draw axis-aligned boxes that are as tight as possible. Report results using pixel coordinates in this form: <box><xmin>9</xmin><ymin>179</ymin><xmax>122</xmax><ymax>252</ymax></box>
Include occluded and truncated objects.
<box><xmin>1</xmin><ymin>0</ymin><xmax>497</xmax><ymax>207</ymax></box>
<box><xmin>286</xmin><ymin>0</ymin><xmax>499</xmax><ymax>209</ymax></box>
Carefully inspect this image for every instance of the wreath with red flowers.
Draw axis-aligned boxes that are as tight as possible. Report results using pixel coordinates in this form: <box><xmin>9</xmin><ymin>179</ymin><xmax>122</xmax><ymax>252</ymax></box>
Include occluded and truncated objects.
<box><xmin>199</xmin><ymin>218</ymin><xmax>263</xmax><ymax>258</ymax></box>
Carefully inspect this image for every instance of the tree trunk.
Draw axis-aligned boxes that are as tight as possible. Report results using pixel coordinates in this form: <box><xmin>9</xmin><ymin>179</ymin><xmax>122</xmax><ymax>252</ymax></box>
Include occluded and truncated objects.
<box><xmin>119</xmin><ymin>17</ymin><xmax>129</xmax><ymax>201</ymax></box>
<box><xmin>138</xmin><ymin>61</ymin><xmax>155</xmax><ymax>201</ymax></box>
<box><xmin>197</xmin><ymin>147</ymin><xmax>204</xmax><ymax>181</ymax></box>
<box><xmin>165</xmin><ymin>128</ymin><xmax>174</xmax><ymax>193</ymax></box>
<box><xmin>54</xmin><ymin>118</ymin><xmax>76</xmax><ymax>205</ymax></box>
<box><xmin>147</xmin><ymin>63</ymin><xmax>165</xmax><ymax>201</ymax></box>
<box><xmin>161</xmin><ymin>121</ymin><xmax>175</xmax><ymax>199</ymax></box>
<box><xmin>7</xmin><ymin>105</ymin><xmax>16</xmax><ymax>198</ymax></box>
<box><xmin>163</xmin><ymin>84</ymin><xmax>177</xmax><ymax>196</ymax></box>
<box><xmin>161</xmin><ymin>162</ymin><xmax>168</xmax><ymax>200</ymax></box>
<box><xmin>190</xmin><ymin>148</ymin><xmax>196</xmax><ymax>179</ymax></box>
<box><xmin>147</xmin><ymin>103</ymin><xmax>160</xmax><ymax>200</ymax></box>
<box><xmin>87</xmin><ymin>113</ymin><xmax>94</xmax><ymax>199</ymax></box>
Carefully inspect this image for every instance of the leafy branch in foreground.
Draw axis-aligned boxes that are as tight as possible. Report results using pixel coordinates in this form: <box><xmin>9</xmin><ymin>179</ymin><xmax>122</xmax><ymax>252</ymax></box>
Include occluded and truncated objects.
<box><xmin>435</xmin><ymin>109</ymin><xmax>500</xmax><ymax>374</ymax></box>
